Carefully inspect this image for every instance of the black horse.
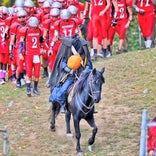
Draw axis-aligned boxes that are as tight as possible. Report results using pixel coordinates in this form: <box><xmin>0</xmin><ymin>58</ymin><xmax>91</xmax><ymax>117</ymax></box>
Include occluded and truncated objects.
<box><xmin>49</xmin><ymin>67</ymin><xmax>105</xmax><ymax>155</ymax></box>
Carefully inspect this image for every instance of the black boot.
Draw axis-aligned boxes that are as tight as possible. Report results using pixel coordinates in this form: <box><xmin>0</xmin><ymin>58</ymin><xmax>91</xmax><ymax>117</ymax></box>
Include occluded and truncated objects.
<box><xmin>26</xmin><ymin>83</ymin><xmax>31</xmax><ymax>97</ymax></box>
<box><xmin>33</xmin><ymin>81</ymin><xmax>40</xmax><ymax>95</ymax></box>
<box><xmin>42</xmin><ymin>67</ymin><xmax>48</xmax><ymax>78</ymax></box>
<box><xmin>16</xmin><ymin>78</ymin><xmax>21</xmax><ymax>88</ymax></box>
<box><xmin>16</xmin><ymin>73</ymin><xmax>22</xmax><ymax>88</ymax></box>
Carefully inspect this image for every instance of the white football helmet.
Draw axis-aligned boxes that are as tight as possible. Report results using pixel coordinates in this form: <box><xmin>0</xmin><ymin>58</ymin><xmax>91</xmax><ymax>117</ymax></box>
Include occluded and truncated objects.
<box><xmin>14</xmin><ymin>0</ymin><xmax>25</xmax><ymax>7</ymax></box>
<box><xmin>50</xmin><ymin>8</ymin><xmax>60</xmax><ymax>16</ymax></box>
<box><xmin>42</xmin><ymin>1</ymin><xmax>51</xmax><ymax>8</ymax></box>
<box><xmin>28</xmin><ymin>17</ymin><xmax>39</xmax><ymax>27</ymax></box>
<box><xmin>68</xmin><ymin>5</ymin><xmax>78</xmax><ymax>15</ymax></box>
<box><xmin>17</xmin><ymin>9</ymin><xmax>27</xmax><ymax>17</ymax></box>
<box><xmin>51</xmin><ymin>2</ymin><xmax>62</xmax><ymax>9</ymax></box>
<box><xmin>24</xmin><ymin>0</ymin><xmax>35</xmax><ymax>7</ymax></box>
<box><xmin>60</xmin><ymin>9</ymin><xmax>71</xmax><ymax>20</ymax></box>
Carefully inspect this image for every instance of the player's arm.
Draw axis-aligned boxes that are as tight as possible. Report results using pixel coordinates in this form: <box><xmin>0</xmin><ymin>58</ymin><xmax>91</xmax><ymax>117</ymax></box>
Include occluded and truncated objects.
<box><xmin>9</xmin><ymin>34</ymin><xmax>16</xmax><ymax>60</ymax></box>
<box><xmin>125</xmin><ymin>6</ymin><xmax>133</xmax><ymax>28</ymax></box>
<box><xmin>40</xmin><ymin>35</ymin><xmax>49</xmax><ymax>51</ymax></box>
<box><xmin>42</xmin><ymin>19</ymin><xmax>50</xmax><ymax>40</ymax></box>
<box><xmin>19</xmin><ymin>36</ymin><xmax>25</xmax><ymax>60</ymax></box>
<box><xmin>112</xmin><ymin>0</ymin><xmax>119</xmax><ymax>18</ymax></box>
<box><xmin>99</xmin><ymin>0</ymin><xmax>111</xmax><ymax>16</ymax></box>
<box><xmin>133</xmin><ymin>0</ymin><xmax>145</xmax><ymax>14</ymax></box>
<box><xmin>84</xmin><ymin>0</ymin><xmax>90</xmax><ymax>17</ymax></box>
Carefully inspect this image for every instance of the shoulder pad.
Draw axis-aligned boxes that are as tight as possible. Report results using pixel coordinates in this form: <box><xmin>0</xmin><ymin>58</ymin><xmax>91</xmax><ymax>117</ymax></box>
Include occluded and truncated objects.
<box><xmin>19</xmin><ymin>27</ymin><xmax>28</xmax><ymax>37</ymax></box>
<box><xmin>54</xmin><ymin>19</ymin><xmax>61</xmax><ymax>27</ymax></box>
<box><xmin>126</xmin><ymin>0</ymin><xmax>133</xmax><ymax>6</ymax></box>
<box><xmin>5</xmin><ymin>17</ymin><xmax>13</xmax><ymax>26</ymax></box>
<box><xmin>42</xmin><ymin>19</ymin><xmax>51</xmax><ymax>28</ymax></box>
<box><xmin>42</xmin><ymin>14</ymin><xmax>50</xmax><ymax>21</ymax></box>
<box><xmin>10</xmin><ymin>22</ymin><xmax>20</xmax><ymax>33</ymax></box>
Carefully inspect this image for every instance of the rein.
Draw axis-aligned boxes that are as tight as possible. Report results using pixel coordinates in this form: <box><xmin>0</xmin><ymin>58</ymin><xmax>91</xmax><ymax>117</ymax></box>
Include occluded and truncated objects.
<box><xmin>76</xmin><ymin>70</ymin><xmax>100</xmax><ymax>115</ymax></box>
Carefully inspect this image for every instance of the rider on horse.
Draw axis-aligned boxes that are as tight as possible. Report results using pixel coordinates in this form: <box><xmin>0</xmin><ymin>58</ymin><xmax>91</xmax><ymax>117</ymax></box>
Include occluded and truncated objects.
<box><xmin>49</xmin><ymin>34</ymin><xmax>92</xmax><ymax>112</ymax></box>
<box><xmin>48</xmin><ymin>11</ymin><xmax>92</xmax><ymax>113</ymax></box>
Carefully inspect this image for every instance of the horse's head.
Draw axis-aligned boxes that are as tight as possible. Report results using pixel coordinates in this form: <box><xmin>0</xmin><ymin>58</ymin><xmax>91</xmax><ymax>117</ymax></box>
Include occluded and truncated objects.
<box><xmin>89</xmin><ymin>67</ymin><xmax>105</xmax><ymax>103</ymax></box>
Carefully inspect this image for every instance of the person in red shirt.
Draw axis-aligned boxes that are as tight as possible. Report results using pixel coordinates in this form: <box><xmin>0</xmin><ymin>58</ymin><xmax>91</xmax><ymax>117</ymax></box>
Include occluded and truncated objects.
<box><xmin>133</xmin><ymin>0</ymin><xmax>155</xmax><ymax>49</ymax></box>
<box><xmin>5</xmin><ymin>7</ymin><xmax>20</xmax><ymax>82</ymax></box>
<box><xmin>89</xmin><ymin>0</ymin><xmax>110</xmax><ymax>60</ymax></box>
<box><xmin>54</xmin><ymin>9</ymin><xmax>79</xmax><ymax>38</ymax></box>
<box><xmin>19</xmin><ymin>16</ymin><xmax>48</xmax><ymax>96</ymax></box>
<box><xmin>147</xmin><ymin>117</ymin><xmax>156</xmax><ymax>156</ymax></box>
<box><xmin>24</xmin><ymin>0</ymin><xmax>35</xmax><ymax>17</ymax></box>
<box><xmin>68</xmin><ymin>5</ymin><xmax>83</xmax><ymax>37</ymax></box>
<box><xmin>9</xmin><ymin>9</ymin><xmax>27</xmax><ymax>87</ymax></box>
<box><xmin>42</xmin><ymin>8</ymin><xmax>61</xmax><ymax>87</ymax></box>
<box><xmin>0</xmin><ymin>6</ymin><xmax>9</xmax><ymax>84</ymax></box>
<box><xmin>108</xmin><ymin>0</ymin><xmax>132</xmax><ymax>54</ymax></box>
<box><xmin>40</xmin><ymin>0</ymin><xmax>52</xmax><ymax>79</ymax></box>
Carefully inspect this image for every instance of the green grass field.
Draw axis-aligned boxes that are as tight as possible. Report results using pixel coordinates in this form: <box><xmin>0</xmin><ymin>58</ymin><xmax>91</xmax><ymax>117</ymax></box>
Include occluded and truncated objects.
<box><xmin>1</xmin><ymin>48</ymin><xmax>156</xmax><ymax>155</ymax></box>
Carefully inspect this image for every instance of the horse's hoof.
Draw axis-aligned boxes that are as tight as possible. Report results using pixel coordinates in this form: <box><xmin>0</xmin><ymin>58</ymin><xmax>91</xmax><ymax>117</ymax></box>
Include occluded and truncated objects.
<box><xmin>66</xmin><ymin>133</ymin><xmax>73</xmax><ymax>137</ymax></box>
<box><xmin>88</xmin><ymin>145</ymin><xmax>92</xmax><ymax>152</ymax></box>
<box><xmin>77</xmin><ymin>152</ymin><xmax>83</xmax><ymax>156</ymax></box>
<box><xmin>49</xmin><ymin>126</ymin><xmax>55</xmax><ymax>132</ymax></box>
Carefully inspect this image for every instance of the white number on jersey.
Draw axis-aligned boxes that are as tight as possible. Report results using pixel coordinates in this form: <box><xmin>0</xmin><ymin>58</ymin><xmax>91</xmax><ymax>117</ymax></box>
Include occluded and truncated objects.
<box><xmin>93</xmin><ymin>0</ymin><xmax>104</xmax><ymax>6</ymax></box>
<box><xmin>32</xmin><ymin>37</ymin><xmax>37</xmax><ymax>48</ymax></box>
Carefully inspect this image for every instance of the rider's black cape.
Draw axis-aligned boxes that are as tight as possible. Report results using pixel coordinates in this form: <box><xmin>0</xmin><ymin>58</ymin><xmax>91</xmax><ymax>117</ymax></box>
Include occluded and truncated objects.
<box><xmin>48</xmin><ymin>37</ymin><xmax>91</xmax><ymax>92</ymax></box>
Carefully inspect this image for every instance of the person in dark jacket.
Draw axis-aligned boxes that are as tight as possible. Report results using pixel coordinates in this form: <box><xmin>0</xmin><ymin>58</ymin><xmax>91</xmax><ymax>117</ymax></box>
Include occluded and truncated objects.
<box><xmin>49</xmin><ymin>36</ymin><xmax>92</xmax><ymax>113</ymax></box>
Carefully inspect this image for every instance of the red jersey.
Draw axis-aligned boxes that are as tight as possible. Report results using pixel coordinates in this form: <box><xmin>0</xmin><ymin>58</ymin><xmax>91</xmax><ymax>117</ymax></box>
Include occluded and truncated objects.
<box><xmin>116</xmin><ymin>0</ymin><xmax>129</xmax><ymax>20</ymax></box>
<box><xmin>0</xmin><ymin>18</ymin><xmax>6</xmax><ymax>42</ymax></box>
<box><xmin>20</xmin><ymin>27</ymin><xmax>42</xmax><ymax>55</ymax></box>
<box><xmin>5</xmin><ymin>16</ymin><xmax>18</xmax><ymax>36</ymax></box>
<box><xmin>55</xmin><ymin>19</ymin><xmax>78</xmax><ymax>37</ymax></box>
<box><xmin>91</xmin><ymin>0</ymin><xmax>107</xmax><ymax>15</ymax></box>
<box><xmin>136</xmin><ymin>0</ymin><xmax>154</xmax><ymax>12</ymax></box>
<box><xmin>147</xmin><ymin>121</ymin><xmax>156</xmax><ymax>152</ymax></box>
<box><xmin>67</xmin><ymin>1</ymin><xmax>85</xmax><ymax>18</ymax></box>
<box><xmin>43</xmin><ymin>19</ymin><xmax>59</xmax><ymax>43</ymax></box>
<box><xmin>10</xmin><ymin>22</ymin><xmax>26</xmax><ymax>50</ymax></box>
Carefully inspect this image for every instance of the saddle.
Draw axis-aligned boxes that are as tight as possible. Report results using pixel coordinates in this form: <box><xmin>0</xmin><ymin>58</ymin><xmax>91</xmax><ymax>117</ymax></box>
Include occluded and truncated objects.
<box><xmin>67</xmin><ymin>84</ymin><xmax>75</xmax><ymax>105</ymax></box>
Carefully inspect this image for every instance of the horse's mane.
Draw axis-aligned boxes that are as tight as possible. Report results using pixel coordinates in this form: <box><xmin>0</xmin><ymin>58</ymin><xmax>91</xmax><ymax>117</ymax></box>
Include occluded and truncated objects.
<box><xmin>73</xmin><ymin>70</ymin><xmax>91</xmax><ymax>94</ymax></box>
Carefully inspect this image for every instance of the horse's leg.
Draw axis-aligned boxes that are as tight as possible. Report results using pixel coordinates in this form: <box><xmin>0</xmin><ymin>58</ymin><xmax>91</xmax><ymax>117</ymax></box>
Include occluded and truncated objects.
<box><xmin>49</xmin><ymin>103</ymin><xmax>56</xmax><ymax>131</ymax></box>
<box><xmin>86</xmin><ymin>115</ymin><xmax>98</xmax><ymax>151</ymax></box>
<box><xmin>73</xmin><ymin>116</ymin><xmax>82</xmax><ymax>154</ymax></box>
<box><xmin>65</xmin><ymin>110</ymin><xmax>72</xmax><ymax>135</ymax></box>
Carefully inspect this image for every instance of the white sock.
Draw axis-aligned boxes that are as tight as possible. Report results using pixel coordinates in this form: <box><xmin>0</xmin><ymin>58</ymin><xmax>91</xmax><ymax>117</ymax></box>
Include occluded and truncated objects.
<box><xmin>146</xmin><ymin>40</ymin><xmax>152</xmax><ymax>48</ymax></box>
<box><xmin>48</xmin><ymin>72</ymin><xmax>51</xmax><ymax>79</ymax></box>
<box><xmin>144</xmin><ymin>41</ymin><xmax>147</xmax><ymax>48</ymax></box>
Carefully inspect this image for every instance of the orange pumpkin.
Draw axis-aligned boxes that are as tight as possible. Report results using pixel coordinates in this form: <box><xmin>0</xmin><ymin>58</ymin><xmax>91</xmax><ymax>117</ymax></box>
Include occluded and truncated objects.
<box><xmin>67</xmin><ymin>54</ymin><xmax>82</xmax><ymax>70</ymax></box>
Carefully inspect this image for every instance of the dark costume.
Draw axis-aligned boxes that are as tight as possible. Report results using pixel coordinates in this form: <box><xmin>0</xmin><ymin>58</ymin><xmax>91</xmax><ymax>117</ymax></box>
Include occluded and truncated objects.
<box><xmin>49</xmin><ymin>36</ymin><xmax>92</xmax><ymax>105</ymax></box>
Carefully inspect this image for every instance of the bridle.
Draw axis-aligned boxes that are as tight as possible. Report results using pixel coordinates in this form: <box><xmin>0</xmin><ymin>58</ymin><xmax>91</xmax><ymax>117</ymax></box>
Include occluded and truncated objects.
<box><xmin>76</xmin><ymin>70</ymin><xmax>101</xmax><ymax>115</ymax></box>
<box><xmin>88</xmin><ymin>71</ymin><xmax>101</xmax><ymax>97</ymax></box>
